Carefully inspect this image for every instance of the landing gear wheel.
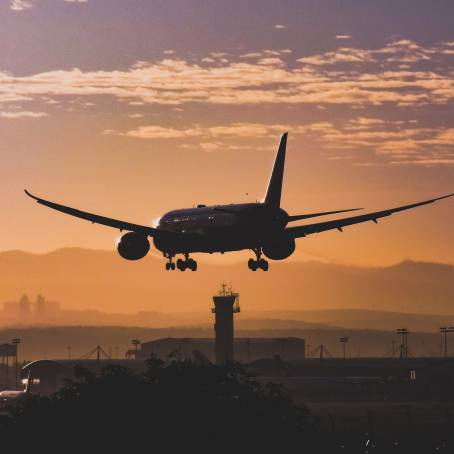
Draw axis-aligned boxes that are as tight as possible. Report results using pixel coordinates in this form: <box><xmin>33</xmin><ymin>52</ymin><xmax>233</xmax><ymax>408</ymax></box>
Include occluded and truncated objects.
<box><xmin>165</xmin><ymin>263</ymin><xmax>171</xmax><ymax>271</ymax></box>
<box><xmin>188</xmin><ymin>259</ymin><xmax>197</xmax><ymax>271</ymax></box>
<box><xmin>259</xmin><ymin>259</ymin><xmax>269</xmax><ymax>271</ymax></box>
<box><xmin>248</xmin><ymin>248</ymin><xmax>268</xmax><ymax>271</ymax></box>
<box><xmin>170</xmin><ymin>262</ymin><xmax>175</xmax><ymax>270</ymax></box>
<box><xmin>177</xmin><ymin>258</ymin><xmax>186</xmax><ymax>271</ymax></box>
<box><xmin>248</xmin><ymin>258</ymin><xmax>258</xmax><ymax>271</ymax></box>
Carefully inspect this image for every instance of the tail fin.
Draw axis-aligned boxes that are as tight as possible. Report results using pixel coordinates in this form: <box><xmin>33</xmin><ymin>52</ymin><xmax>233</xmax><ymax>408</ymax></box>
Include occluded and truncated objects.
<box><xmin>264</xmin><ymin>132</ymin><xmax>287</xmax><ymax>208</ymax></box>
<box><xmin>24</xmin><ymin>369</ymin><xmax>32</xmax><ymax>393</ymax></box>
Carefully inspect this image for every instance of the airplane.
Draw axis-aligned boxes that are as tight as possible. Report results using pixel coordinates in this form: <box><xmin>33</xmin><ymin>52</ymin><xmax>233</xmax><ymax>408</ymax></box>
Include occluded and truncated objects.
<box><xmin>25</xmin><ymin>132</ymin><xmax>453</xmax><ymax>272</ymax></box>
<box><xmin>0</xmin><ymin>370</ymin><xmax>32</xmax><ymax>408</ymax></box>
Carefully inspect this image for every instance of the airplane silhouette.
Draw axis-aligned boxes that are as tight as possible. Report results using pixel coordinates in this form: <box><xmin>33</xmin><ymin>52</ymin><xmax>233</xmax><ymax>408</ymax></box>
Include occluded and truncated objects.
<box><xmin>25</xmin><ymin>133</ymin><xmax>453</xmax><ymax>271</ymax></box>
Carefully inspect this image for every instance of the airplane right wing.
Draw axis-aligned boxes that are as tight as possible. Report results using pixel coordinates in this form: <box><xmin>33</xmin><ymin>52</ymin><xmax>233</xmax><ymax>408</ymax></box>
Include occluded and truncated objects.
<box><xmin>286</xmin><ymin>207</ymin><xmax>363</xmax><ymax>222</ymax></box>
<box><xmin>286</xmin><ymin>193</ymin><xmax>454</xmax><ymax>238</ymax></box>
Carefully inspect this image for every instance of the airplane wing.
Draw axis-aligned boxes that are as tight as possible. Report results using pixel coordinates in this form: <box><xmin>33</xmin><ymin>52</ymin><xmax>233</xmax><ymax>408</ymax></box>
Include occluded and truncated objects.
<box><xmin>25</xmin><ymin>190</ymin><xmax>158</xmax><ymax>236</ymax></box>
<box><xmin>286</xmin><ymin>193</ymin><xmax>454</xmax><ymax>238</ymax></box>
<box><xmin>287</xmin><ymin>207</ymin><xmax>363</xmax><ymax>222</ymax></box>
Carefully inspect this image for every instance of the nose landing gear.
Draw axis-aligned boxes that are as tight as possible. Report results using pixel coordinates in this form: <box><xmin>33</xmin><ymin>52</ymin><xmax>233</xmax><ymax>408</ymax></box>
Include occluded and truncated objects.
<box><xmin>248</xmin><ymin>248</ymin><xmax>269</xmax><ymax>271</ymax></box>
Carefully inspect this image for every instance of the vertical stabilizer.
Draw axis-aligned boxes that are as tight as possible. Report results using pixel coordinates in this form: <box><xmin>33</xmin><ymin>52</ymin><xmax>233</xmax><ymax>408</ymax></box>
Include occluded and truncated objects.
<box><xmin>264</xmin><ymin>132</ymin><xmax>287</xmax><ymax>207</ymax></box>
<box><xmin>24</xmin><ymin>369</ymin><xmax>32</xmax><ymax>393</ymax></box>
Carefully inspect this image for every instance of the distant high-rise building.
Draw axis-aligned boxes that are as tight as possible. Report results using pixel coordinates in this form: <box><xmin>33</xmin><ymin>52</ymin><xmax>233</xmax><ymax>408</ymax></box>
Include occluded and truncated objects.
<box><xmin>1</xmin><ymin>294</ymin><xmax>60</xmax><ymax>322</ymax></box>
<box><xmin>33</xmin><ymin>294</ymin><xmax>60</xmax><ymax>319</ymax></box>
<box><xmin>35</xmin><ymin>293</ymin><xmax>46</xmax><ymax>318</ymax></box>
<box><xmin>19</xmin><ymin>294</ymin><xmax>31</xmax><ymax>318</ymax></box>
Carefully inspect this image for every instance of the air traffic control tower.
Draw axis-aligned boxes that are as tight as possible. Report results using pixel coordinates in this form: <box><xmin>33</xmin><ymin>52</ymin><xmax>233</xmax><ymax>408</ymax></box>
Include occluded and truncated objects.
<box><xmin>212</xmin><ymin>284</ymin><xmax>240</xmax><ymax>364</ymax></box>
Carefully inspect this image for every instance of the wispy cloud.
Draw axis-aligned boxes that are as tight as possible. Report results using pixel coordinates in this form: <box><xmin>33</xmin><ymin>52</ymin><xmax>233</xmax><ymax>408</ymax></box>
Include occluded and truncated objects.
<box><xmin>108</xmin><ymin>119</ymin><xmax>454</xmax><ymax>165</ymax></box>
<box><xmin>2</xmin><ymin>38</ymin><xmax>454</xmax><ymax>165</ymax></box>
<box><xmin>10</xmin><ymin>0</ymin><xmax>33</xmax><ymax>11</ymax></box>
<box><xmin>0</xmin><ymin>110</ymin><xmax>48</xmax><ymax>118</ymax></box>
<box><xmin>10</xmin><ymin>0</ymin><xmax>87</xmax><ymax>11</ymax></box>
<box><xmin>2</xmin><ymin>40</ymin><xmax>452</xmax><ymax>109</ymax></box>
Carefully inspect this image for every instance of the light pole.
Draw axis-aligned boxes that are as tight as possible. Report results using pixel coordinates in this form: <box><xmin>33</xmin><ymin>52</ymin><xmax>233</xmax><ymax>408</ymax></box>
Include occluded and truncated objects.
<box><xmin>439</xmin><ymin>327</ymin><xmax>454</xmax><ymax>360</ymax></box>
<box><xmin>12</xmin><ymin>338</ymin><xmax>21</xmax><ymax>389</ymax></box>
<box><xmin>339</xmin><ymin>337</ymin><xmax>349</xmax><ymax>359</ymax></box>
<box><xmin>396</xmin><ymin>329</ymin><xmax>410</xmax><ymax>359</ymax></box>
<box><xmin>131</xmin><ymin>339</ymin><xmax>141</xmax><ymax>358</ymax></box>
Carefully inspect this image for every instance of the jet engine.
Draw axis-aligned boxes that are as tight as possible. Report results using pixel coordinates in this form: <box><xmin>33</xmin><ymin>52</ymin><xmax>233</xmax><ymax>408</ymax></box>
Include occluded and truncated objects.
<box><xmin>117</xmin><ymin>232</ymin><xmax>150</xmax><ymax>260</ymax></box>
<box><xmin>262</xmin><ymin>238</ymin><xmax>295</xmax><ymax>260</ymax></box>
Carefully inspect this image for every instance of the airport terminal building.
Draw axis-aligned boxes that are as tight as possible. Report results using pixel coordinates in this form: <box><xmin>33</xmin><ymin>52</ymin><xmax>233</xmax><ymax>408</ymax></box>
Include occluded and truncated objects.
<box><xmin>134</xmin><ymin>337</ymin><xmax>306</xmax><ymax>363</ymax></box>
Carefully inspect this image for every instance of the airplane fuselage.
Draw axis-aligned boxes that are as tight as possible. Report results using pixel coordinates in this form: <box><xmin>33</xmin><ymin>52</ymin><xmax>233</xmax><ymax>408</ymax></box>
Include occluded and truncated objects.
<box><xmin>155</xmin><ymin>203</ymin><xmax>289</xmax><ymax>254</ymax></box>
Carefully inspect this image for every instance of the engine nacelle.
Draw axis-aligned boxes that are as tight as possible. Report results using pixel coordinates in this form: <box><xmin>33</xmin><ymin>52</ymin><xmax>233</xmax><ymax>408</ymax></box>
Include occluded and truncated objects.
<box><xmin>117</xmin><ymin>232</ymin><xmax>150</xmax><ymax>260</ymax></box>
<box><xmin>263</xmin><ymin>238</ymin><xmax>295</xmax><ymax>260</ymax></box>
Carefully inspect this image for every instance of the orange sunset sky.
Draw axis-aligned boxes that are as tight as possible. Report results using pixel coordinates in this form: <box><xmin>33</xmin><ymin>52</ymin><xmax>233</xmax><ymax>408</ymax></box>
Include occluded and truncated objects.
<box><xmin>1</xmin><ymin>0</ymin><xmax>454</xmax><ymax>267</ymax></box>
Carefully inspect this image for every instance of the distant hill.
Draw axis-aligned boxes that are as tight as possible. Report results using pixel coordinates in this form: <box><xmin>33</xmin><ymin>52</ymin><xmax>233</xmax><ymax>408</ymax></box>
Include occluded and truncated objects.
<box><xmin>0</xmin><ymin>248</ymin><xmax>454</xmax><ymax>315</ymax></box>
<box><xmin>241</xmin><ymin>309</ymin><xmax>454</xmax><ymax>333</ymax></box>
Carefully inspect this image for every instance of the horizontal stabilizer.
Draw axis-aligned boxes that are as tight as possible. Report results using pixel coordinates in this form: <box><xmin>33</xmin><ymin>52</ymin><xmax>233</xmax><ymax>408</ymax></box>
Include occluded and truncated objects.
<box><xmin>287</xmin><ymin>207</ymin><xmax>363</xmax><ymax>222</ymax></box>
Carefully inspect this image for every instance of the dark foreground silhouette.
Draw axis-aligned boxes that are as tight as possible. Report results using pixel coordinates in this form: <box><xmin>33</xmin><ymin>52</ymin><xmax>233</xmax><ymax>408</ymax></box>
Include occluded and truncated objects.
<box><xmin>0</xmin><ymin>359</ymin><xmax>315</xmax><ymax>451</ymax></box>
<box><xmin>1</xmin><ymin>359</ymin><xmax>453</xmax><ymax>453</ymax></box>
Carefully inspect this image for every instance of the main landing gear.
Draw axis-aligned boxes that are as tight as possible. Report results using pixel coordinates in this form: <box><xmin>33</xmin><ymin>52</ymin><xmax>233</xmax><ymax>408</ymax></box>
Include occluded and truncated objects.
<box><xmin>165</xmin><ymin>253</ymin><xmax>197</xmax><ymax>271</ymax></box>
<box><xmin>248</xmin><ymin>248</ymin><xmax>269</xmax><ymax>271</ymax></box>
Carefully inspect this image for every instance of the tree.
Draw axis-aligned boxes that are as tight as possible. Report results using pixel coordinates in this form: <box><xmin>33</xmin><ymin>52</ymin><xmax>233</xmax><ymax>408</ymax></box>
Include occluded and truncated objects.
<box><xmin>0</xmin><ymin>359</ymin><xmax>317</xmax><ymax>451</ymax></box>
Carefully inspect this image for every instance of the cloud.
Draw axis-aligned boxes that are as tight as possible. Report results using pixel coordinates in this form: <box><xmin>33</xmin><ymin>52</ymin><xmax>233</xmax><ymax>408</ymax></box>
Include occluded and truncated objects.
<box><xmin>110</xmin><ymin>121</ymin><xmax>335</xmax><ymax>142</ymax></box>
<box><xmin>121</xmin><ymin>125</ymin><xmax>204</xmax><ymax>139</ymax></box>
<box><xmin>10</xmin><ymin>0</ymin><xmax>87</xmax><ymax>10</ymax></box>
<box><xmin>298</xmin><ymin>47</ymin><xmax>375</xmax><ymax>65</ymax></box>
<box><xmin>2</xmin><ymin>41</ymin><xmax>454</xmax><ymax>109</ymax></box>
<box><xmin>274</xmin><ymin>24</ymin><xmax>286</xmax><ymax>29</ymax></box>
<box><xmin>10</xmin><ymin>0</ymin><xmax>33</xmax><ymax>10</ymax></box>
<box><xmin>106</xmin><ymin>118</ymin><xmax>454</xmax><ymax>165</ymax></box>
<box><xmin>0</xmin><ymin>110</ymin><xmax>48</xmax><ymax>118</ymax></box>
<box><xmin>0</xmin><ymin>39</ymin><xmax>453</xmax><ymax>108</ymax></box>
<box><xmin>336</xmin><ymin>34</ymin><xmax>351</xmax><ymax>40</ymax></box>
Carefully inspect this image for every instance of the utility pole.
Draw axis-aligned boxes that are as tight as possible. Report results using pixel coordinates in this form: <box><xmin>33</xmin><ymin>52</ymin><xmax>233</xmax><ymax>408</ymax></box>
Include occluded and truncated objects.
<box><xmin>339</xmin><ymin>337</ymin><xmax>349</xmax><ymax>359</ymax></box>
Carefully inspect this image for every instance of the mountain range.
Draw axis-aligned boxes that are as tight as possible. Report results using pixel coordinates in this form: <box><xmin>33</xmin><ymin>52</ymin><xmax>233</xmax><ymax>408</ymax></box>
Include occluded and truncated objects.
<box><xmin>0</xmin><ymin>248</ymin><xmax>453</xmax><ymax>317</ymax></box>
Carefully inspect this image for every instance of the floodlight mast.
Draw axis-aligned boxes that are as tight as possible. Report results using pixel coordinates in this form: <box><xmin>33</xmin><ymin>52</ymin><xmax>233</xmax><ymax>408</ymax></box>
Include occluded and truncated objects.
<box><xmin>396</xmin><ymin>329</ymin><xmax>410</xmax><ymax>359</ymax></box>
<box><xmin>12</xmin><ymin>338</ymin><xmax>21</xmax><ymax>389</ymax></box>
<box><xmin>439</xmin><ymin>327</ymin><xmax>454</xmax><ymax>360</ymax></box>
<box><xmin>339</xmin><ymin>337</ymin><xmax>349</xmax><ymax>359</ymax></box>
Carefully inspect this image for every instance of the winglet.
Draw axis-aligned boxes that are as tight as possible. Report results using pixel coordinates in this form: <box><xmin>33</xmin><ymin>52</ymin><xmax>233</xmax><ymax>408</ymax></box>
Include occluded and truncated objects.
<box><xmin>24</xmin><ymin>189</ymin><xmax>39</xmax><ymax>200</ymax></box>
<box><xmin>264</xmin><ymin>132</ymin><xmax>287</xmax><ymax>208</ymax></box>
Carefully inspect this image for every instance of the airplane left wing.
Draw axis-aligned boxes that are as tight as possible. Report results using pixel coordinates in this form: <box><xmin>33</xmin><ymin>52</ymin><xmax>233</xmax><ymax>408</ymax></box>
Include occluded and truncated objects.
<box><xmin>25</xmin><ymin>190</ymin><xmax>158</xmax><ymax>236</ymax></box>
<box><xmin>286</xmin><ymin>193</ymin><xmax>454</xmax><ymax>238</ymax></box>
